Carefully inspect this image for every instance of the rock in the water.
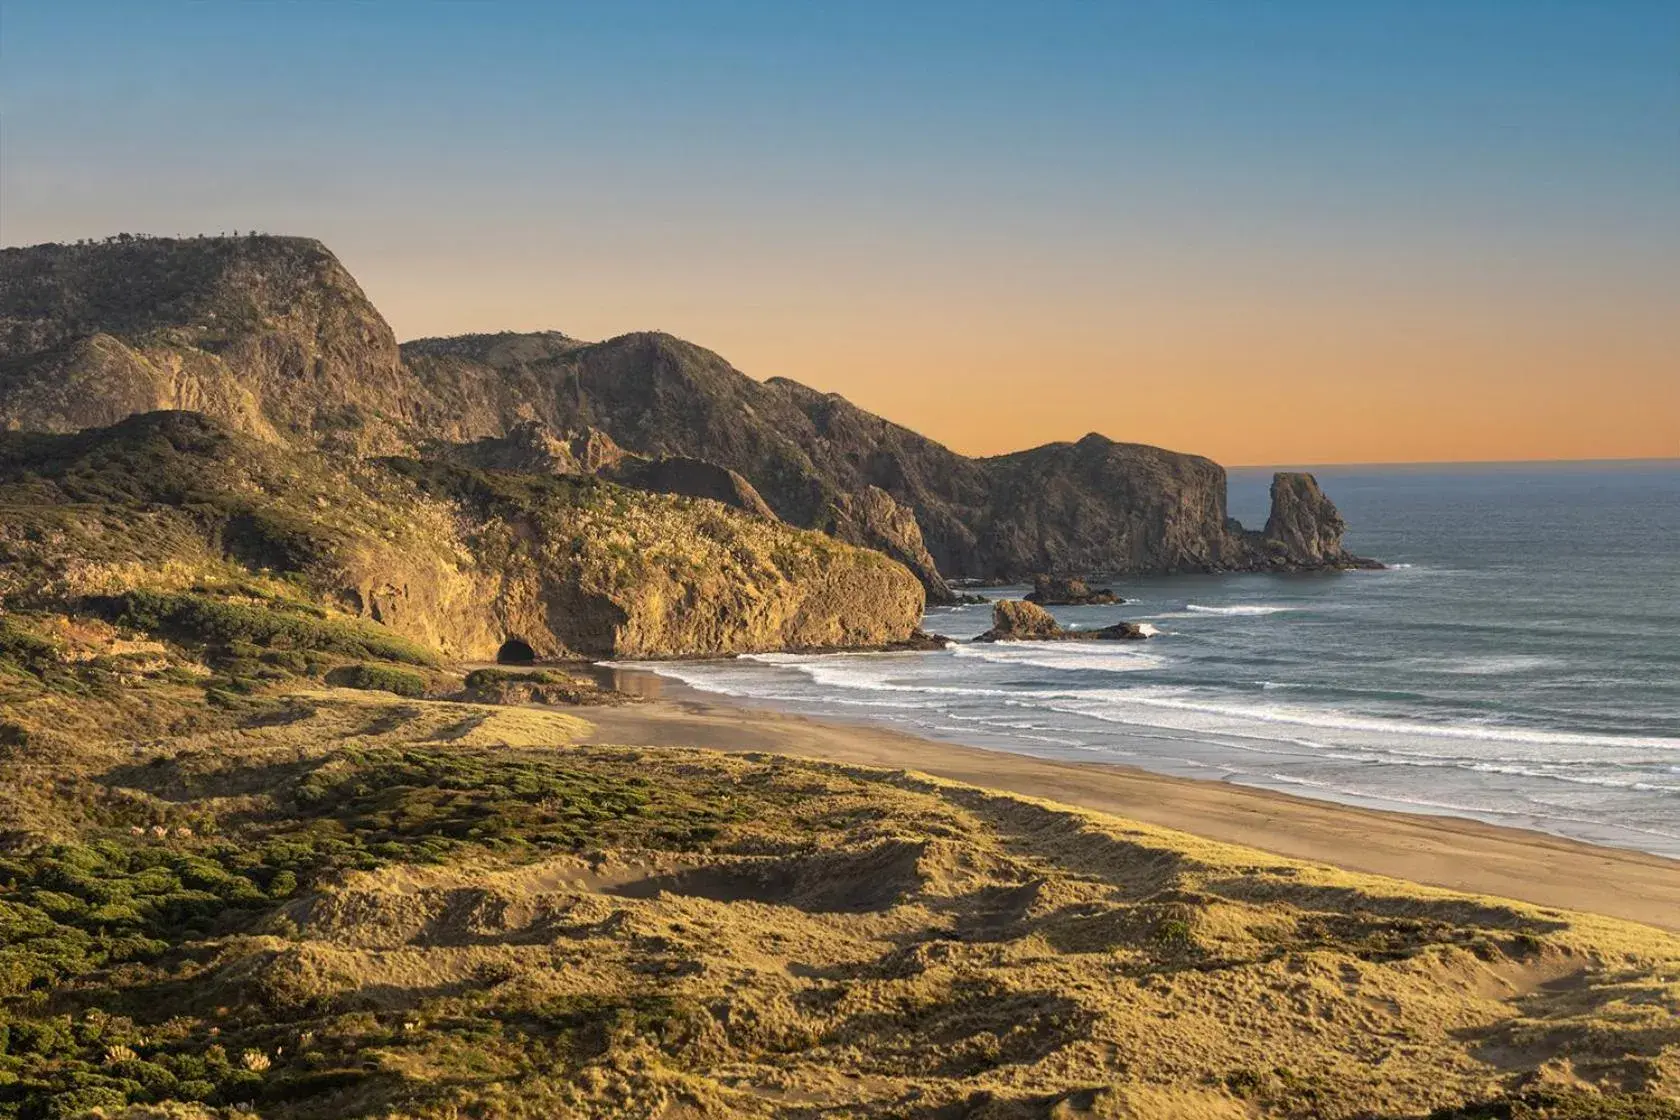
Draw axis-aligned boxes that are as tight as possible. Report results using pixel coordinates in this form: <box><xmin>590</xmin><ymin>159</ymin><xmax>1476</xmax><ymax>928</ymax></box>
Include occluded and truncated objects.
<box><xmin>1251</xmin><ymin>472</ymin><xmax>1383</xmax><ymax>570</ymax></box>
<box><xmin>976</xmin><ymin>599</ymin><xmax>1064</xmax><ymax>641</ymax></box>
<box><xmin>882</xmin><ymin>629</ymin><xmax>953</xmax><ymax>652</ymax></box>
<box><xmin>975</xmin><ymin>600</ymin><xmax>1151</xmax><ymax>643</ymax></box>
<box><xmin>1089</xmin><ymin>621</ymin><xmax>1149</xmax><ymax>641</ymax></box>
<box><xmin>1025</xmin><ymin>574</ymin><xmax>1122</xmax><ymax>605</ymax></box>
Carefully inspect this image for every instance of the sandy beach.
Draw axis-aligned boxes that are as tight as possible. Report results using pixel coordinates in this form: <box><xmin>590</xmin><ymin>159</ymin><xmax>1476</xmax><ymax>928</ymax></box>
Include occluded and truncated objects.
<box><xmin>583</xmin><ymin>670</ymin><xmax>1680</xmax><ymax>933</ymax></box>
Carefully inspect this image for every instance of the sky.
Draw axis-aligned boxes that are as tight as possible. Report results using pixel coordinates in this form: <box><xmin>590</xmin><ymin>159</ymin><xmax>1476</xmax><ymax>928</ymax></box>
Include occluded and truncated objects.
<box><xmin>1</xmin><ymin>1</ymin><xmax>1676</xmax><ymax>465</ymax></box>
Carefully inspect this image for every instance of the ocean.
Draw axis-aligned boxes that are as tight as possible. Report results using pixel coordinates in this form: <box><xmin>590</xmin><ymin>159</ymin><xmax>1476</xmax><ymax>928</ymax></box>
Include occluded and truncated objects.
<box><xmin>626</xmin><ymin>461</ymin><xmax>1680</xmax><ymax>858</ymax></box>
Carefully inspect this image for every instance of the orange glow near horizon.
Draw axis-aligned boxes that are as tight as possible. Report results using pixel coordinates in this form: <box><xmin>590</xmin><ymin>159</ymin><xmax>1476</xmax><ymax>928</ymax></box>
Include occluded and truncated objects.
<box><xmin>5</xmin><ymin>4</ymin><xmax>1676</xmax><ymax>468</ymax></box>
<box><xmin>363</xmin><ymin>249</ymin><xmax>1680</xmax><ymax>468</ymax></box>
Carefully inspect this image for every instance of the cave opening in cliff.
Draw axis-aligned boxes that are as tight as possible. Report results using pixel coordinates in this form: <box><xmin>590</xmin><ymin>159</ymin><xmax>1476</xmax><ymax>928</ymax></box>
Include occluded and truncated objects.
<box><xmin>496</xmin><ymin>638</ymin><xmax>536</xmax><ymax>665</ymax></box>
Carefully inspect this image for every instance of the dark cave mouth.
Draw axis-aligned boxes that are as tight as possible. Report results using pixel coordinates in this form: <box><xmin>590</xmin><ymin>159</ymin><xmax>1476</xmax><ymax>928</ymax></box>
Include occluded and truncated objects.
<box><xmin>496</xmin><ymin>638</ymin><xmax>536</xmax><ymax>665</ymax></box>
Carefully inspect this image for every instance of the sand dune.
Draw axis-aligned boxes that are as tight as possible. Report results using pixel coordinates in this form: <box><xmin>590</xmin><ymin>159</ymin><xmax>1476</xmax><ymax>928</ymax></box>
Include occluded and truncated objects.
<box><xmin>581</xmin><ymin>678</ymin><xmax>1680</xmax><ymax>935</ymax></box>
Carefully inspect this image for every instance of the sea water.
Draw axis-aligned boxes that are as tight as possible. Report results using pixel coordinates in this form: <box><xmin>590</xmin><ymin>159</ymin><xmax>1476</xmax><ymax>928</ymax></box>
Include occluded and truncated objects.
<box><xmin>625</xmin><ymin>461</ymin><xmax>1680</xmax><ymax>858</ymax></box>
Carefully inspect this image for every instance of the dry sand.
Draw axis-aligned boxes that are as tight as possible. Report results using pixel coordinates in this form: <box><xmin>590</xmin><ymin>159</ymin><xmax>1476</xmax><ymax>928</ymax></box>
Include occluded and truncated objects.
<box><xmin>582</xmin><ymin>671</ymin><xmax>1680</xmax><ymax>934</ymax></box>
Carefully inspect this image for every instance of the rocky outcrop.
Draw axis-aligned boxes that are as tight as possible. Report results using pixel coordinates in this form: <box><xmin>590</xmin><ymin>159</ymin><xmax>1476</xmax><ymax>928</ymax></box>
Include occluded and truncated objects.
<box><xmin>974</xmin><ymin>599</ymin><xmax>1149</xmax><ymax>643</ymax></box>
<box><xmin>432</xmin><ymin>421</ymin><xmax>630</xmax><ymax>476</ymax></box>
<box><xmin>1245</xmin><ymin>472</ymin><xmax>1381</xmax><ymax>570</ymax></box>
<box><xmin>458</xmin><ymin>667</ymin><xmax>621</xmax><ymax>706</ymax></box>
<box><xmin>818</xmin><ymin>486</ymin><xmax>949</xmax><ymax>598</ymax></box>
<box><xmin>605</xmin><ymin>455</ymin><xmax>777</xmax><ymax>520</ymax></box>
<box><xmin>976</xmin><ymin>599</ymin><xmax>1063</xmax><ymax>641</ymax></box>
<box><xmin>1025</xmin><ymin>575</ymin><xmax>1121</xmax><ymax>606</ymax></box>
<box><xmin>431</xmin><ymin>421</ymin><xmax>777</xmax><ymax>520</ymax></box>
<box><xmin>0</xmin><ymin>236</ymin><xmax>415</xmax><ymax>454</ymax></box>
<box><xmin>0</xmin><ymin>413</ymin><xmax>926</xmax><ymax>659</ymax></box>
<box><xmin>2</xmin><ymin>237</ymin><xmax>1379</xmax><ymax>590</ymax></box>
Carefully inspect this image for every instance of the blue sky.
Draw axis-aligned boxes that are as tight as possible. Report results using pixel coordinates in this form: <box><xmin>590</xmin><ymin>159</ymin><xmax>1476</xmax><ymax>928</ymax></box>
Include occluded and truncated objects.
<box><xmin>2</xmin><ymin>1</ymin><xmax>1676</xmax><ymax>462</ymax></box>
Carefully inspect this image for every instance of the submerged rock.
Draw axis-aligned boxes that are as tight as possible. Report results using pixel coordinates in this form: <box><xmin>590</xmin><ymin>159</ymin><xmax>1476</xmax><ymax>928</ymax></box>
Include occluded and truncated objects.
<box><xmin>1025</xmin><ymin>575</ymin><xmax>1122</xmax><ymax>606</ymax></box>
<box><xmin>974</xmin><ymin>600</ymin><xmax>1149</xmax><ymax>643</ymax></box>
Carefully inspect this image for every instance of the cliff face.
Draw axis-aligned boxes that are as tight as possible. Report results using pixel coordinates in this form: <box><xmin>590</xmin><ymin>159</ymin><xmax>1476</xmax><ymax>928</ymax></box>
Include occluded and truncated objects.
<box><xmin>430</xmin><ymin>420</ymin><xmax>778</xmax><ymax>520</ymax></box>
<box><xmin>0</xmin><ymin>236</ymin><xmax>1377</xmax><ymax>588</ymax></box>
<box><xmin>0</xmin><ymin>412</ymin><xmax>925</xmax><ymax>659</ymax></box>
<box><xmin>403</xmin><ymin>330</ymin><xmax>959</xmax><ymax>596</ymax></box>
<box><xmin>385</xmin><ymin>459</ymin><xmax>921</xmax><ymax>658</ymax></box>
<box><xmin>0</xmin><ymin>236</ymin><xmax>415</xmax><ymax>453</ymax></box>
<box><xmin>970</xmin><ymin>433</ymin><xmax>1239</xmax><ymax>576</ymax></box>
<box><xmin>404</xmin><ymin>331</ymin><xmax>1378</xmax><ymax>581</ymax></box>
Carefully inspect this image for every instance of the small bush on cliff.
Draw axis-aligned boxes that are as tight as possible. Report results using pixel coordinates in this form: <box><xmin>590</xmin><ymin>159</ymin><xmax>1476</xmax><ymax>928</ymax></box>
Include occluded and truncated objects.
<box><xmin>463</xmin><ymin>667</ymin><xmax>562</xmax><ymax>689</ymax></box>
<box><xmin>0</xmin><ymin>615</ymin><xmax>62</xmax><ymax>677</ymax></box>
<box><xmin>326</xmin><ymin>663</ymin><xmax>428</xmax><ymax>698</ymax></box>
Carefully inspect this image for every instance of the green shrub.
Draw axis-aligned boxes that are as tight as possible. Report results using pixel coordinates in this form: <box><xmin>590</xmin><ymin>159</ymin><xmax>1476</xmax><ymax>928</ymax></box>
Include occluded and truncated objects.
<box><xmin>0</xmin><ymin>616</ymin><xmax>61</xmax><ymax>676</ymax></box>
<box><xmin>101</xmin><ymin>590</ymin><xmax>438</xmax><ymax>666</ymax></box>
<box><xmin>47</xmin><ymin>1085</ymin><xmax>128</xmax><ymax>1118</ymax></box>
<box><xmin>327</xmin><ymin>663</ymin><xmax>428</xmax><ymax>697</ymax></box>
<box><xmin>463</xmin><ymin>667</ymin><xmax>562</xmax><ymax>689</ymax></box>
<box><xmin>1154</xmin><ymin>918</ymin><xmax>1195</xmax><ymax>947</ymax></box>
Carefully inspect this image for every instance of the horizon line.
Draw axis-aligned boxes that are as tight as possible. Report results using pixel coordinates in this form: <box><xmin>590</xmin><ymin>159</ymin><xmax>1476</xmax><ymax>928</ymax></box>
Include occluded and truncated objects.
<box><xmin>1228</xmin><ymin>455</ymin><xmax>1680</xmax><ymax>470</ymax></box>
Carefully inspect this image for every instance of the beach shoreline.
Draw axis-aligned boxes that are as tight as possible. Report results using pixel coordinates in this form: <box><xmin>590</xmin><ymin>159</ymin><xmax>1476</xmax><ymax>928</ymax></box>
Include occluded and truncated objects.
<box><xmin>579</xmin><ymin>666</ymin><xmax>1680</xmax><ymax>933</ymax></box>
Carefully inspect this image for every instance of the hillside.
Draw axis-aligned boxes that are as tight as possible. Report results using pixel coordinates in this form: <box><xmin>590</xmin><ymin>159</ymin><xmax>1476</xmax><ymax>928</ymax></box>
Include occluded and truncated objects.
<box><xmin>1</xmin><ymin>236</ymin><xmax>1377</xmax><ymax>598</ymax></box>
<box><xmin>404</xmin><ymin>330</ymin><xmax>1377</xmax><ymax>581</ymax></box>
<box><xmin>0</xmin><ymin>235</ymin><xmax>415</xmax><ymax>454</ymax></box>
<box><xmin>0</xmin><ymin>642</ymin><xmax>1674</xmax><ymax>1118</ymax></box>
<box><xmin>0</xmin><ymin>411</ymin><xmax>925</xmax><ymax>660</ymax></box>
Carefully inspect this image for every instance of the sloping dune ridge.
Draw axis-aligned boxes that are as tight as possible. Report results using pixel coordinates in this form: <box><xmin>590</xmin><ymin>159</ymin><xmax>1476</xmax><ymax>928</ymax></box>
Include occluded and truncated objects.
<box><xmin>7</xmin><ymin>681</ymin><xmax>1674</xmax><ymax>1119</ymax></box>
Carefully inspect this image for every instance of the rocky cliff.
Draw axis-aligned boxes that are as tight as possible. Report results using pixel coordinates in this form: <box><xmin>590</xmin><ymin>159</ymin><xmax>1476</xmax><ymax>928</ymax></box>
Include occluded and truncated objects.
<box><xmin>430</xmin><ymin>419</ymin><xmax>779</xmax><ymax>520</ymax></box>
<box><xmin>1249</xmin><ymin>470</ymin><xmax>1380</xmax><ymax>570</ymax></box>
<box><xmin>0</xmin><ymin>235</ymin><xmax>416</xmax><ymax>453</ymax></box>
<box><xmin>403</xmin><ymin>330</ymin><xmax>958</xmax><ymax>597</ymax></box>
<box><xmin>402</xmin><ymin>332</ymin><xmax>1376</xmax><ymax>581</ymax></box>
<box><xmin>0</xmin><ymin>236</ymin><xmax>1378</xmax><ymax>591</ymax></box>
<box><xmin>0</xmin><ymin>411</ymin><xmax>925</xmax><ymax>658</ymax></box>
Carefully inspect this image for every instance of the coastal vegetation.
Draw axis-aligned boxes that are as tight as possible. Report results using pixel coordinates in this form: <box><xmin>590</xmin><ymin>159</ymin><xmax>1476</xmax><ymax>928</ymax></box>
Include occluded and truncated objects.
<box><xmin>0</xmin><ymin>648</ymin><xmax>1676</xmax><ymax>1117</ymax></box>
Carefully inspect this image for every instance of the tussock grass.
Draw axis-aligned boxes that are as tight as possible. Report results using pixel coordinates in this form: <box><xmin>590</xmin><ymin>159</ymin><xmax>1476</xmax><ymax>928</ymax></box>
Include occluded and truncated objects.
<box><xmin>102</xmin><ymin>591</ymin><xmax>437</xmax><ymax>668</ymax></box>
<box><xmin>0</xmin><ymin>677</ymin><xmax>1675</xmax><ymax>1118</ymax></box>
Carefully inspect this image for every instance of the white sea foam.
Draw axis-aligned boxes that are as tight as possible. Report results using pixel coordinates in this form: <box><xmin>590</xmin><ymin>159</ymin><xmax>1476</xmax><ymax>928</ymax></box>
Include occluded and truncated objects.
<box><xmin>738</xmin><ymin>652</ymin><xmax>1082</xmax><ymax>700</ymax></box>
<box><xmin>1054</xmin><ymin>687</ymin><xmax>1680</xmax><ymax>753</ymax></box>
<box><xmin>1424</xmin><ymin>655</ymin><xmax>1566</xmax><ymax>676</ymax></box>
<box><xmin>950</xmin><ymin>641</ymin><xmax>1166</xmax><ymax>674</ymax></box>
<box><xmin>1183</xmin><ymin>604</ymin><xmax>1295</xmax><ymax>616</ymax></box>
